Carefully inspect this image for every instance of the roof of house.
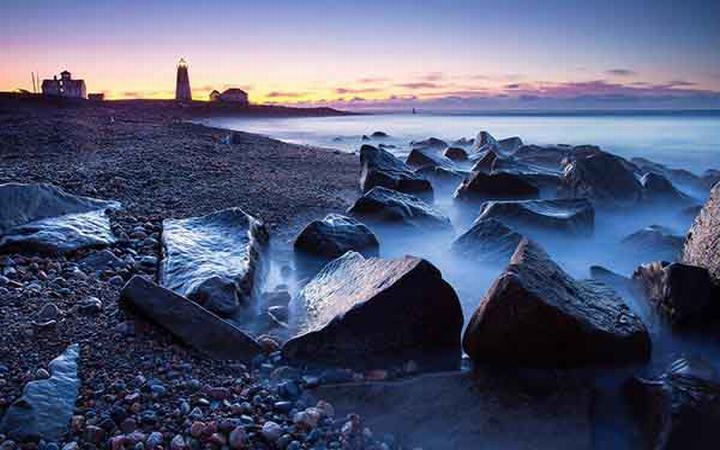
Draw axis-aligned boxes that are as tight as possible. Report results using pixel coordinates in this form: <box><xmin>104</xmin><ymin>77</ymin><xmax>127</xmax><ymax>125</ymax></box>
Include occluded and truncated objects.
<box><xmin>221</xmin><ymin>88</ymin><xmax>247</xmax><ymax>95</ymax></box>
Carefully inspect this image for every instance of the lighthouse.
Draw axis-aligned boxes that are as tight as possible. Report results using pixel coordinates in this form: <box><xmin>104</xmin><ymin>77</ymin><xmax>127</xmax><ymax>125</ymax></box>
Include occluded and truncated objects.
<box><xmin>175</xmin><ymin>58</ymin><xmax>192</xmax><ymax>102</ymax></box>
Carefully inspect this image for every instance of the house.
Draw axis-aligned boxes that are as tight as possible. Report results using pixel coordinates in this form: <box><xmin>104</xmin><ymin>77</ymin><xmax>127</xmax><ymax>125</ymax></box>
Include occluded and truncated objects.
<box><xmin>88</xmin><ymin>93</ymin><xmax>104</xmax><ymax>101</ymax></box>
<box><xmin>209</xmin><ymin>88</ymin><xmax>249</xmax><ymax>105</ymax></box>
<box><xmin>42</xmin><ymin>71</ymin><xmax>87</xmax><ymax>99</ymax></box>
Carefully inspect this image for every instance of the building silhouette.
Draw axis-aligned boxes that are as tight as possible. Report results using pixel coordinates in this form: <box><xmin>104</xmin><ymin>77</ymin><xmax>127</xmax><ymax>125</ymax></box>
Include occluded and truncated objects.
<box><xmin>42</xmin><ymin>71</ymin><xmax>87</xmax><ymax>99</ymax></box>
<box><xmin>175</xmin><ymin>58</ymin><xmax>191</xmax><ymax>102</ymax></box>
<box><xmin>209</xmin><ymin>88</ymin><xmax>249</xmax><ymax>105</ymax></box>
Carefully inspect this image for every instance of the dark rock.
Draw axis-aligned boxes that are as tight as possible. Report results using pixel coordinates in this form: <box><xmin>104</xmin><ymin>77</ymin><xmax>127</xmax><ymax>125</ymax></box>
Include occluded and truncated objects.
<box><xmin>121</xmin><ymin>276</ymin><xmax>262</xmax><ymax>360</ymax></box>
<box><xmin>160</xmin><ymin>208</ymin><xmax>268</xmax><ymax>318</ymax></box>
<box><xmin>625</xmin><ymin>358</ymin><xmax>720</xmax><ymax>450</ymax></box>
<box><xmin>348</xmin><ymin>187</ymin><xmax>451</xmax><ymax>230</ymax></box>
<box><xmin>359</xmin><ymin>145</ymin><xmax>433</xmax><ymax>198</ymax></box>
<box><xmin>443</xmin><ymin>147</ymin><xmax>468</xmax><ymax>161</ymax></box>
<box><xmin>405</xmin><ymin>147</ymin><xmax>455</xmax><ymax>170</ymax></box>
<box><xmin>622</xmin><ymin>225</ymin><xmax>683</xmax><ymax>261</ymax></box>
<box><xmin>294</xmin><ymin>214</ymin><xmax>379</xmax><ymax>260</ymax></box>
<box><xmin>560</xmin><ymin>151</ymin><xmax>643</xmax><ymax>205</ymax></box>
<box><xmin>78</xmin><ymin>249</ymin><xmax>124</xmax><ymax>273</ymax></box>
<box><xmin>410</xmin><ymin>137</ymin><xmax>448</xmax><ymax>149</ymax></box>
<box><xmin>451</xmin><ymin>219</ymin><xmax>524</xmax><ymax>263</ymax></box>
<box><xmin>452</xmin><ymin>137</ymin><xmax>474</xmax><ymax>147</ymax></box>
<box><xmin>683</xmin><ymin>182</ymin><xmax>720</xmax><ymax>283</ymax></box>
<box><xmin>702</xmin><ymin>169</ymin><xmax>720</xmax><ymax>190</ymax></box>
<box><xmin>497</xmin><ymin>136</ymin><xmax>523</xmax><ymax>154</ymax></box>
<box><xmin>641</xmin><ymin>172</ymin><xmax>693</xmax><ymax>204</ymax></box>
<box><xmin>462</xmin><ymin>239</ymin><xmax>650</xmax><ymax>366</ymax></box>
<box><xmin>370</xmin><ymin>131</ymin><xmax>389</xmax><ymax>138</ymax></box>
<box><xmin>0</xmin><ymin>344</ymin><xmax>80</xmax><ymax>442</ymax></box>
<box><xmin>476</xmin><ymin>198</ymin><xmax>594</xmax><ymax>235</ymax></box>
<box><xmin>632</xmin><ymin>261</ymin><xmax>720</xmax><ymax>325</ymax></box>
<box><xmin>474</xmin><ymin>131</ymin><xmax>498</xmax><ymax>151</ymax></box>
<box><xmin>414</xmin><ymin>166</ymin><xmax>467</xmax><ymax>185</ymax></box>
<box><xmin>469</xmin><ymin>149</ymin><xmax>500</xmax><ymax>173</ymax></box>
<box><xmin>589</xmin><ymin>265</ymin><xmax>632</xmax><ymax>290</ymax></box>
<box><xmin>454</xmin><ymin>171</ymin><xmax>539</xmax><ymax>202</ymax></box>
<box><xmin>0</xmin><ymin>183</ymin><xmax>120</xmax><ymax>254</ymax></box>
<box><xmin>631</xmin><ymin>157</ymin><xmax>705</xmax><ymax>190</ymax></box>
<box><xmin>283</xmin><ymin>251</ymin><xmax>463</xmax><ymax>369</ymax></box>
<box><xmin>513</xmin><ymin>145</ymin><xmax>570</xmax><ymax>170</ymax></box>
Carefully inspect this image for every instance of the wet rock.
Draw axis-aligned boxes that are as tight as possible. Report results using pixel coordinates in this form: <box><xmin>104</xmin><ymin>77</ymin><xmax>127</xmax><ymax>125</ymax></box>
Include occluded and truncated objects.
<box><xmin>405</xmin><ymin>147</ymin><xmax>455</xmax><ymax>170</ymax></box>
<box><xmin>294</xmin><ymin>214</ymin><xmax>379</xmax><ymax>260</ymax></box>
<box><xmin>414</xmin><ymin>166</ymin><xmax>467</xmax><ymax>185</ymax></box>
<box><xmin>513</xmin><ymin>144</ymin><xmax>571</xmax><ymax>170</ymax></box>
<box><xmin>370</xmin><ymin>131</ymin><xmax>389</xmax><ymax>138</ymax></box>
<box><xmin>625</xmin><ymin>358</ymin><xmax>720</xmax><ymax>450</ymax></box>
<box><xmin>622</xmin><ymin>225</ymin><xmax>683</xmax><ymax>261</ymax></box>
<box><xmin>632</xmin><ymin>261</ymin><xmax>720</xmax><ymax>325</ymax></box>
<box><xmin>359</xmin><ymin>145</ymin><xmax>433</xmax><ymax>198</ymax></box>
<box><xmin>160</xmin><ymin>208</ymin><xmax>269</xmax><ymax>318</ymax></box>
<box><xmin>641</xmin><ymin>172</ymin><xmax>693</xmax><ymax>204</ymax></box>
<box><xmin>477</xmin><ymin>198</ymin><xmax>594</xmax><ymax>235</ymax></box>
<box><xmin>560</xmin><ymin>150</ymin><xmax>643</xmax><ymax>205</ymax></box>
<box><xmin>473</xmin><ymin>131</ymin><xmax>498</xmax><ymax>151</ymax></box>
<box><xmin>410</xmin><ymin>137</ymin><xmax>447</xmax><ymax>149</ymax></box>
<box><xmin>121</xmin><ymin>276</ymin><xmax>262</xmax><ymax>360</ymax></box>
<box><xmin>463</xmin><ymin>239</ymin><xmax>650</xmax><ymax>366</ymax></box>
<box><xmin>683</xmin><ymin>182</ymin><xmax>720</xmax><ymax>283</ymax></box>
<box><xmin>497</xmin><ymin>136</ymin><xmax>523</xmax><ymax>154</ymax></box>
<box><xmin>451</xmin><ymin>219</ymin><xmax>524</xmax><ymax>263</ymax></box>
<box><xmin>0</xmin><ymin>183</ymin><xmax>120</xmax><ymax>254</ymax></box>
<box><xmin>348</xmin><ymin>187</ymin><xmax>452</xmax><ymax>230</ymax></box>
<box><xmin>469</xmin><ymin>149</ymin><xmax>500</xmax><ymax>173</ymax></box>
<box><xmin>631</xmin><ymin>157</ymin><xmax>706</xmax><ymax>191</ymax></box>
<box><xmin>443</xmin><ymin>147</ymin><xmax>468</xmax><ymax>161</ymax></box>
<box><xmin>0</xmin><ymin>344</ymin><xmax>80</xmax><ymax>442</ymax></box>
<box><xmin>284</xmin><ymin>251</ymin><xmax>463</xmax><ymax>369</ymax></box>
<box><xmin>454</xmin><ymin>171</ymin><xmax>539</xmax><ymax>202</ymax></box>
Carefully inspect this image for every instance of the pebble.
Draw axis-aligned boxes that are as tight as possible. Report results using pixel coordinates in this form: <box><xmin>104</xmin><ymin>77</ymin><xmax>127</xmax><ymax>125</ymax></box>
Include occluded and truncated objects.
<box><xmin>37</xmin><ymin>303</ymin><xmax>60</xmax><ymax>321</ymax></box>
<box><xmin>79</xmin><ymin>296</ymin><xmax>103</xmax><ymax>314</ymax></box>
<box><xmin>228</xmin><ymin>426</ymin><xmax>248</xmax><ymax>449</ymax></box>
<box><xmin>107</xmin><ymin>275</ymin><xmax>125</xmax><ymax>287</ymax></box>
<box><xmin>261</xmin><ymin>421</ymin><xmax>283</xmax><ymax>442</ymax></box>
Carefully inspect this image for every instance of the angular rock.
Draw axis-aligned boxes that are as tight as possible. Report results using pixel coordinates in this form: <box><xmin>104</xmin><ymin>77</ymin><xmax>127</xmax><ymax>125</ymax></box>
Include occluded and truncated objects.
<box><xmin>284</xmin><ymin>251</ymin><xmax>463</xmax><ymax>369</ymax></box>
<box><xmin>632</xmin><ymin>261</ymin><xmax>720</xmax><ymax>325</ymax></box>
<box><xmin>631</xmin><ymin>157</ymin><xmax>705</xmax><ymax>190</ymax></box>
<box><xmin>294</xmin><ymin>214</ymin><xmax>379</xmax><ymax>259</ymax></box>
<box><xmin>160</xmin><ymin>208</ymin><xmax>268</xmax><ymax>318</ymax></box>
<box><xmin>410</xmin><ymin>137</ymin><xmax>448</xmax><ymax>149</ymax></box>
<box><xmin>0</xmin><ymin>344</ymin><xmax>80</xmax><ymax>442</ymax></box>
<box><xmin>474</xmin><ymin>131</ymin><xmax>498</xmax><ymax>150</ymax></box>
<box><xmin>0</xmin><ymin>183</ymin><xmax>120</xmax><ymax>254</ymax></box>
<box><xmin>463</xmin><ymin>239</ymin><xmax>650</xmax><ymax>366</ymax></box>
<box><xmin>625</xmin><ymin>358</ymin><xmax>720</xmax><ymax>450</ymax></box>
<box><xmin>497</xmin><ymin>136</ymin><xmax>523</xmax><ymax>154</ymax></box>
<box><xmin>78</xmin><ymin>249</ymin><xmax>125</xmax><ymax>273</ymax></box>
<box><xmin>513</xmin><ymin>144</ymin><xmax>571</xmax><ymax>170</ymax></box>
<box><xmin>622</xmin><ymin>225</ymin><xmax>683</xmax><ymax>261</ymax></box>
<box><xmin>405</xmin><ymin>147</ymin><xmax>455</xmax><ymax>170</ymax></box>
<box><xmin>451</xmin><ymin>219</ymin><xmax>524</xmax><ymax>263</ymax></box>
<box><xmin>477</xmin><ymin>198</ymin><xmax>594</xmax><ymax>235</ymax></box>
<box><xmin>641</xmin><ymin>172</ymin><xmax>693</xmax><ymax>204</ymax></box>
<box><xmin>560</xmin><ymin>151</ymin><xmax>643</xmax><ymax>205</ymax></box>
<box><xmin>454</xmin><ymin>171</ymin><xmax>539</xmax><ymax>202</ymax></box>
<box><xmin>348</xmin><ymin>187</ymin><xmax>451</xmax><ymax>230</ymax></box>
<box><xmin>359</xmin><ymin>145</ymin><xmax>433</xmax><ymax>198</ymax></box>
<box><xmin>121</xmin><ymin>276</ymin><xmax>261</xmax><ymax>360</ymax></box>
<box><xmin>414</xmin><ymin>166</ymin><xmax>467</xmax><ymax>185</ymax></box>
<box><xmin>683</xmin><ymin>182</ymin><xmax>720</xmax><ymax>283</ymax></box>
<box><xmin>443</xmin><ymin>147</ymin><xmax>468</xmax><ymax>161</ymax></box>
<box><xmin>469</xmin><ymin>149</ymin><xmax>501</xmax><ymax>173</ymax></box>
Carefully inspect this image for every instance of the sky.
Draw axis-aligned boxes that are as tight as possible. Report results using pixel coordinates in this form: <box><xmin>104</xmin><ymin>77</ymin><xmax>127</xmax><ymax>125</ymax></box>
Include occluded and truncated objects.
<box><xmin>1</xmin><ymin>0</ymin><xmax>720</xmax><ymax>111</ymax></box>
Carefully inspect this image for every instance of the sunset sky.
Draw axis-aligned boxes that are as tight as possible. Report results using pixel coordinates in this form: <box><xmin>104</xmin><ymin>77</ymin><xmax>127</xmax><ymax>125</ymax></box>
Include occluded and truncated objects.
<box><xmin>2</xmin><ymin>0</ymin><xmax>719</xmax><ymax>110</ymax></box>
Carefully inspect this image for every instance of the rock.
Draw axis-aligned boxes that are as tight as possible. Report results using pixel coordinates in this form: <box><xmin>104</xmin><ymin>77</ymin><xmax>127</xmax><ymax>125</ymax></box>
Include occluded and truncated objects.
<box><xmin>621</xmin><ymin>225</ymin><xmax>683</xmax><ymax>261</ymax></box>
<box><xmin>469</xmin><ymin>149</ymin><xmax>500</xmax><ymax>173</ymax></box>
<box><xmin>632</xmin><ymin>261</ymin><xmax>720</xmax><ymax>325</ymax></box>
<box><xmin>294</xmin><ymin>214</ymin><xmax>379</xmax><ymax>260</ymax></box>
<box><xmin>0</xmin><ymin>344</ymin><xmax>80</xmax><ymax>442</ymax></box>
<box><xmin>454</xmin><ymin>171</ymin><xmax>539</xmax><ymax>202</ymax></box>
<box><xmin>625</xmin><ymin>358</ymin><xmax>720</xmax><ymax>449</ymax></box>
<box><xmin>261</xmin><ymin>421</ymin><xmax>283</xmax><ymax>442</ymax></box>
<box><xmin>0</xmin><ymin>183</ymin><xmax>120</xmax><ymax>254</ymax></box>
<box><xmin>474</xmin><ymin>131</ymin><xmax>498</xmax><ymax>151</ymax></box>
<box><xmin>359</xmin><ymin>145</ymin><xmax>433</xmax><ymax>198</ymax></box>
<box><xmin>160</xmin><ymin>208</ymin><xmax>268</xmax><ymax>318</ymax></box>
<box><xmin>348</xmin><ymin>187</ymin><xmax>452</xmax><ymax>230</ymax></box>
<box><xmin>370</xmin><ymin>131</ymin><xmax>389</xmax><ymax>138</ymax></box>
<box><xmin>37</xmin><ymin>303</ymin><xmax>60</xmax><ymax>322</ymax></box>
<box><xmin>284</xmin><ymin>251</ymin><xmax>463</xmax><ymax>369</ymax></box>
<box><xmin>476</xmin><ymin>198</ymin><xmax>594</xmax><ymax>235</ymax></box>
<box><xmin>410</xmin><ymin>137</ymin><xmax>447</xmax><ymax>149</ymax></box>
<box><xmin>497</xmin><ymin>136</ymin><xmax>523</xmax><ymax>154</ymax></box>
<box><xmin>640</xmin><ymin>172</ymin><xmax>693</xmax><ymax>204</ymax></box>
<box><xmin>631</xmin><ymin>157</ymin><xmax>706</xmax><ymax>191</ymax></box>
<box><xmin>78</xmin><ymin>296</ymin><xmax>102</xmax><ymax>315</ymax></box>
<box><xmin>560</xmin><ymin>150</ymin><xmax>642</xmax><ymax>205</ymax></box>
<box><xmin>462</xmin><ymin>239</ymin><xmax>650</xmax><ymax>366</ymax></box>
<box><xmin>120</xmin><ymin>276</ymin><xmax>262</xmax><ymax>360</ymax></box>
<box><xmin>451</xmin><ymin>219</ymin><xmax>524</xmax><ymax>263</ymax></box>
<box><xmin>228</xmin><ymin>426</ymin><xmax>248</xmax><ymax>449</ymax></box>
<box><xmin>414</xmin><ymin>166</ymin><xmax>467</xmax><ymax>185</ymax></box>
<box><xmin>78</xmin><ymin>249</ymin><xmax>124</xmax><ymax>273</ymax></box>
<box><xmin>513</xmin><ymin>145</ymin><xmax>570</xmax><ymax>170</ymax></box>
<box><xmin>405</xmin><ymin>147</ymin><xmax>455</xmax><ymax>170</ymax></box>
<box><xmin>443</xmin><ymin>147</ymin><xmax>468</xmax><ymax>161</ymax></box>
<box><xmin>683</xmin><ymin>182</ymin><xmax>720</xmax><ymax>283</ymax></box>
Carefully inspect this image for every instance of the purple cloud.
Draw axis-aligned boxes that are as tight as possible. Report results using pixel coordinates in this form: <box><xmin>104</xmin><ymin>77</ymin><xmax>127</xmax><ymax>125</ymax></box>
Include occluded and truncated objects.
<box><xmin>396</xmin><ymin>82</ymin><xmax>441</xmax><ymax>89</ymax></box>
<box><xmin>606</xmin><ymin>69</ymin><xmax>637</xmax><ymax>76</ymax></box>
<box><xmin>335</xmin><ymin>87</ymin><xmax>381</xmax><ymax>94</ymax></box>
<box><xmin>266</xmin><ymin>91</ymin><xmax>306</xmax><ymax>98</ymax></box>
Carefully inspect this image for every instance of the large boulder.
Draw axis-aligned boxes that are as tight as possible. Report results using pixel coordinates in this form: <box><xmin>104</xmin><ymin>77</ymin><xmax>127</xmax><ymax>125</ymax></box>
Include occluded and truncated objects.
<box><xmin>359</xmin><ymin>145</ymin><xmax>433</xmax><ymax>198</ymax></box>
<box><xmin>474</xmin><ymin>131</ymin><xmax>498</xmax><ymax>151</ymax></box>
<box><xmin>348</xmin><ymin>187</ymin><xmax>452</xmax><ymax>230</ymax></box>
<box><xmin>476</xmin><ymin>198</ymin><xmax>594</xmax><ymax>235</ymax></box>
<box><xmin>625</xmin><ymin>358</ymin><xmax>720</xmax><ymax>450</ymax></box>
<box><xmin>410</xmin><ymin>137</ymin><xmax>448</xmax><ymax>149</ymax></box>
<box><xmin>560</xmin><ymin>151</ymin><xmax>643</xmax><ymax>205</ymax></box>
<box><xmin>160</xmin><ymin>208</ymin><xmax>268</xmax><ymax>318</ymax></box>
<box><xmin>640</xmin><ymin>172</ymin><xmax>693</xmax><ymax>204</ymax></box>
<box><xmin>497</xmin><ymin>136</ymin><xmax>523</xmax><ymax>154</ymax></box>
<box><xmin>632</xmin><ymin>261</ymin><xmax>720</xmax><ymax>326</ymax></box>
<box><xmin>443</xmin><ymin>146</ymin><xmax>468</xmax><ymax>161</ymax></box>
<box><xmin>469</xmin><ymin>149</ymin><xmax>501</xmax><ymax>173</ymax></box>
<box><xmin>513</xmin><ymin>144</ymin><xmax>571</xmax><ymax>170</ymax></box>
<box><xmin>454</xmin><ymin>171</ymin><xmax>539</xmax><ymax>202</ymax></box>
<box><xmin>451</xmin><ymin>218</ymin><xmax>524</xmax><ymax>263</ymax></box>
<box><xmin>294</xmin><ymin>214</ymin><xmax>379</xmax><ymax>260</ymax></box>
<box><xmin>462</xmin><ymin>239</ymin><xmax>650</xmax><ymax>367</ymax></box>
<box><xmin>0</xmin><ymin>183</ymin><xmax>120</xmax><ymax>254</ymax></box>
<box><xmin>121</xmin><ymin>276</ymin><xmax>261</xmax><ymax>360</ymax></box>
<box><xmin>284</xmin><ymin>252</ymin><xmax>463</xmax><ymax>369</ymax></box>
<box><xmin>405</xmin><ymin>147</ymin><xmax>455</xmax><ymax>170</ymax></box>
<box><xmin>683</xmin><ymin>182</ymin><xmax>720</xmax><ymax>283</ymax></box>
<box><xmin>0</xmin><ymin>344</ymin><xmax>80</xmax><ymax>442</ymax></box>
<box><xmin>622</xmin><ymin>225</ymin><xmax>683</xmax><ymax>261</ymax></box>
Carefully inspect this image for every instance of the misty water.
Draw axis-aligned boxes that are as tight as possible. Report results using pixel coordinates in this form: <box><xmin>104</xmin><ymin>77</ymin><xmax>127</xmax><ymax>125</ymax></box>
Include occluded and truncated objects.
<box><xmin>203</xmin><ymin>112</ymin><xmax>720</xmax><ymax>448</ymax></box>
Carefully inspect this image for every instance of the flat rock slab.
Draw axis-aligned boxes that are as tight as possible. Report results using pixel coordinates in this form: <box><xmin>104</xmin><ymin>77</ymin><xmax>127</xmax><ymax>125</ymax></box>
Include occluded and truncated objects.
<box><xmin>284</xmin><ymin>252</ymin><xmax>463</xmax><ymax>370</ymax></box>
<box><xmin>121</xmin><ymin>276</ymin><xmax>261</xmax><ymax>360</ymax></box>
<box><xmin>359</xmin><ymin>144</ymin><xmax>433</xmax><ymax>198</ymax></box>
<box><xmin>0</xmin><ymin>344</ymin><xmax>80</xmax><ymax>442</ymax></box>
<box><xmin>160</xmin><ymin>207</ymin><xmax>268</xmax><ymax>318</ymax></box>
<box><xmin>477</xmin><ymin>198</ymin><xmax>594</xmax><ymax>235</ymax></box>
<box><xmin>310</xmin><ymin>370</ymin><xmax>592</xmax><ymax>450</ymax></box>
<box><xmin>0</xmin><ymin>183</ymin><xmax>120</xmax><ymax>254</ymax></box>
<box><xmin>463</xmin><ymin>239</ymin><xmax>650</xmax><ymax>367</ymax></box>
<box><xmin>348</xmin><ymin>186</ymin><xmax>452</xmax><ymax>230</ymax></box>
<box><xmin>455</xmin><ymin>171</ymin><xmax>540</xmax><ymax>202</ymax></box>
<box><xmin>683</xmin><ymin>182</ymin><xmax>720</xmax><ymax>283</ymax></box>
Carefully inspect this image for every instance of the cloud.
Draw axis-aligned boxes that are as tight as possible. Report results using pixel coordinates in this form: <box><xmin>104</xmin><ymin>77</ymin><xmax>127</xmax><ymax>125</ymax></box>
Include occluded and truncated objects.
<box><xmin>505</xmin><ymin>83</ymin><xmax>521</xmax><ymax>89</ymax></box>
<box><xmin>335</xmin><ymin>87</ymin><xmax>381</xmax><ymax>94</ymax></box>
<box><xmin>357</xmin><ymin>77</ymin><xmax>388</xmax><ymax>84</ymax></box>
<box><xmin>606</xmin><ymin>69</ymin><xmax>637</xmax><ymax>76</ymax></box>
<box><xmin>266</xmin><ymin>91</ymin><xmax>306</xmax><ymax>98</ymax></box>
<box><xmin>418</xmin><ymin>72</ymin><xmax>444</xmax><ymax>81</ymax></box>
<box><xmin>396</xmin><ymin>82</ymin><xmax>441</xmax><ymax>89</ymax></box>
<box><xmin>665</xmin><ymin>80</ymin><xmax>697</xmax><ymax>87</ymax></box>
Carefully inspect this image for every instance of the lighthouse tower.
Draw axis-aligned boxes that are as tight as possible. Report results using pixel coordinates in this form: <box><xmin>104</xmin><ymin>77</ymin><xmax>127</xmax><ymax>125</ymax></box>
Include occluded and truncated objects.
<box><xmin>175</xmin><ymin>58</ymin><xmax>192</xmax><ymax>102</ymax></box>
